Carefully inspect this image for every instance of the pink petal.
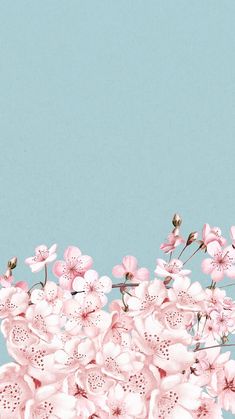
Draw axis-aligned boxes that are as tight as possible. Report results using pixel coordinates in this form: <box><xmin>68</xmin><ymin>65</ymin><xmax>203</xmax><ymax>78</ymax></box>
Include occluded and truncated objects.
<box><xmin>25</xmin><ymin>256</ymin><xmax>36</xmax><ymax>265</ymax></box>
<box><xmin>84</xmin><ymin>269</ymin><xmax>98</xmax><ymax>282</ymax></box>
<box><xmin>226</xmin><ymin>265</ymin><xmax>235</xmax><ymax>279</ymax></box>
<box><xmin>64</xmin><ymin>246</ymin><xmax>81</xmax><ymax>261</ymax></box>
<box><xmin>59</xmin><ymin>274</ymin><xmax>74</xmax><ymax>290</ymax></box>
<box><xmin>46</xmin><ymin>253</ymin><xmax>57</xmax><ymax>263</ymax></box>
<box><xmin>122</xmin><ymin>256</ymin><xmax>138</xmax><ymax>273</ymax></box>
<box><xmin>136</xmin><ymin>268</ymin><xmax>150</xmax><ymax>281</ymax></box>
<box><xmin>112</xmin><ymin>264</ymin><xmax>126</xmax><ymax>278</ymax></box>
<box><xmin>78</xmin><ymin>255</ymin><xmax>93</xmax><ymax>271</ymax></box>
<box><xmin>15</xmin><ymin>281</ymin><xmax>28</xmax><ymax>291</ymax></box>
<box><xmin>53</xmin><ymin>261</ymin><xmax>66</xmax><ymax>278</ymax></box>
<box><xmin>98</xmin><ymin>276</ymin><xmax>112</xmax><ymax>293</ymax></box>
<box><xmin>31</xmin><ymin>261</ymin><xmax>45</xmax><ymax>272</ymax></box>
<box><xmin>211</xmin><ymin>269</ymin><xmax>224</xmax><ymax>282</ymax></box>
<box><xmin>49</xmin><ymin>243</ymin><xmax>57</xmax><ymax>254</ymax></box>
<box><xmin>72</xmin><ymin>276</ymin><xmax>86</xmax><ymax>292</ymax></box>
<box><xmin>207</xmin><ymin>241</ymin><xmax>222</xmax><ymax>257</ymax></box>
<box><xmin>201</xmin><ymin>258</ymin><xmax>213</xmax><ymax>274</ymax></box>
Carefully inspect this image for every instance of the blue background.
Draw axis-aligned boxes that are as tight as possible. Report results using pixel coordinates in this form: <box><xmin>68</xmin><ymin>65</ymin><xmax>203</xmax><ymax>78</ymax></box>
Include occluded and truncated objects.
<box><xmin>0</xmin><ymin>1</ymin><xmax>235</xmax><ymax>417</ymax></box>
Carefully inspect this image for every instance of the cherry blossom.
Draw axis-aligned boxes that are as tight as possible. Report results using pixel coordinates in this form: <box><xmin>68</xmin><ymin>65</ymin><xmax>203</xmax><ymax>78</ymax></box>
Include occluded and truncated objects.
<box><xmin>24</xmin><ymin>384</ymin><xmax>76</xmax><ymax>419</ymax></box>
<box><xmin>25</xmin><ymin>243</ymin><xmax>57</xmax><ymax>272</ymax></box>
<box><xmin>202</xmin><ymin>242</ymin><xmax>235</xmax><ymax>282</ymax></box>
<box><xmin>63</xmin><ymin>295</ymin><xmax>111</xmax><ymax>337</ymax></box>
<box><xmin>53</xmin><ymin>246</ymin><xmax>93</xmax><ymax>290</ymax></box>
<box><xmin>149</xmin><ymin>374</ymin><xmax>201</xmax><ymax>419</ymax></box>
<box><xmin>168</xmin><ymin>276</ymin><xmax>206</xmax><ymax>311</ymax></box>
<box><xmin>72</xmin><ymin>269</ymin><xmax>112</xmax><ymax>306</ymax></box>
<box><xmin>155</xmin><ymin>258</ymin><xmax>191</xmax><ymax>280</ymax></box>
<box><xmin>54</xmin><ymin>336</ymin><xmax>96</xmax><ymax>372</ymax></box>
<box><xmin>0</xmin><ymin>363</ymin><xmax>34</xmax><ymax>419</ymax></box>
<box><xmin>1</xmin><ymin>224</ymin><xmax>235</xmax><ymax>418</ymax></box>
<box><xmin>160</xmin><ymin>230</ymin><xmax>185</xmax><ymax>254</ymax></box>
<box><xmin>202</xmin><ymin>224</ymin><xmax>226</xmax><ymax>252</ymax></box>
<box><xmin>96</xmin><ymin>341</ymin><xmax>143</xmax><ymax>380</ymax></box>
<box><xmin>112</xmin><ymin>255</ymin><xmax>149</xmax><ymax>282</ymax></box>
<box><xmin>192</xmin><ymin>394</ymin><xmax>223</xmax><ymax>419</ymax></box>
<box><xmin>106</xmin><ymin>383</ymin><xmax>145</xmax><ymax>418</ymax></box>
<box><xmin>0</xmin><ymin>286</ymin><xmax>29</xmax><ymax>318</ymax></box>
<box><xmin>211</xmin><ymin>360</ymin><xmax>235</xmax><ymax>414</ymax></box>
<box><xmin>125</xmin><ymin>279</ymin><xmax>167</xmax><ymax>317</ymax></box>
<box><xmin>25</xmin><ymin>300</ymin><xmax>62</xmax><ymax>341</ymax></box>
<box><xmin>30</xmin><ymin>280</ymin><xmax>70</xmax><ymax>313</ymax></box>
<box><xmin>0</xmin><ymin>274</ymin><xmax>13</xmax><ymax>287</ymax></box>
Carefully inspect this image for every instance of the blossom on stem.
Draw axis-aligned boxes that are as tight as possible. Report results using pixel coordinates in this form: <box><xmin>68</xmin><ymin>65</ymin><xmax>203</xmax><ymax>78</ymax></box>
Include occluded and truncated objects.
<box><xmin>53</xmin><ymin>246</ymin><xmax>93</xmax><ymax>291</ymax></box>
<box><xmin>202</xmin><ymin>242</ymin><xmax>235</xmax><ymax>282</ymax></box>
<box><xmin>112</xmin><ymin>255</ymin><xmax>149</xmax><ymax>282</ymax></box>
<box><xmin>25</xmin><ymin>244</ymin><xmax>57</xmax><ymax>272</ymax></box>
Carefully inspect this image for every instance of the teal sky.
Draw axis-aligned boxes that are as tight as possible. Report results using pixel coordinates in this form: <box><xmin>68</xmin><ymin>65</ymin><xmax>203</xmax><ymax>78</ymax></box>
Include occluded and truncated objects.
<box><xmin>0</xmin><ymin>2</ymin><xmax>235</xmax><ymax>417</ymax></box>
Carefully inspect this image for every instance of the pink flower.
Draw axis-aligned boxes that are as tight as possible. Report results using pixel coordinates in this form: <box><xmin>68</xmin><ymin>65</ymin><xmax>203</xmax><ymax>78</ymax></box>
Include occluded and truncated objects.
<box><xmin>160</xmin><ymin>231</ymin><xmax>185</xmax><ymax>254</ymax></box>
<box><xmin>133</xmin><ymin>314</ymin><xmax>194</xmax><ymax>374</ymax></box>
<box><xmin>62</xmin><ymin>374</ymin><xmax>100</xmax><ymax>417</ymax></box>
<box><xmin>120</xmin><ymin>365</ymin><xmax>157</xmax><ymax>399</ymax></box>
<box><xmin>25</xmin><ymin>300</ymin><xmax>62</xmax><ymax>341</ymax></box>
<box><xmin>192</xmin><ymin>394</ymin><xmax>223</xmax><ymax>419</ymax></box>
<box><xmin>0</xmin><ymin>286</ymin><xmax>29</xmax><ymax>318</ymax></box>
<box><xmin>149</xmin><ymin>374</ymin><xmax>201</xmax><ymax>419</ymax></box>
<box><xmin>83</xmin><ymin>367</ymin><xmax>115</xmax><ymax>395</ymax></box>
<box><xmin>53</xmin><ymin>246</ymin><xmax>93</xmax><ymax>290</ymax></box>
<box><xmin>30</xmin><ymin>280</ymin><xmax>70</xmax><ymax>313</ymax></box>
<box><xmin>106</xmin><ymin>383</ymin><xmax>145</xmax><ymax>418</ymax></box>
<box><xmin>54</xmin><ymin>336</ymin><xmax>96</xmax><ymax>372</ymax></box>
<box><xmin>0</xmin><ymin>274</ymin><xmax>14</xmax><ymax>287</ymax></box>
<box><xmin>72</xmin><ymin>269</ymin><xmax>112</xmax><ymax>306</ymax></box>
<box><xmin>96</xmin><ymin>341</ymin><xmax>143</xmax><ymax>380</ymax></box>
<box><xmin>125</xmin><ymin>279</ymin><xmax>167</xmax><ymax>317</ymax></box>
<box><xmin>212</xmin><ymin>360</ymin><xmax>235</xmax><ymax>413</ymax></box>
<box><xmin>25</xmin><ymin>243</ymin><xmax>57</xmax><ymax>272</ymax></box>
<box><xmin>112</xmin><ymin>255</ymin><xmax>149</xmax><ymax>282</ymax></box>
<box><xmin>0</xmin><ymin>363</ymin><xmax>34</xmax><ymax>419</ymax></box>
<box><xmin>202</xmin><ymin>224</ymin><xmax>226</xmax><ymax>253</ymax></box>
<box><xmin>1</xmin><ymin>316</ymin><xmax>39</xmax><ymax>363</ymax></box>
<box><xmin>63</xmin><ymin>295</ymin><xmax>111</xmax><ymax>337</ymax></box>
<box><xmin>168</xmin><ymin>276</ymin><xmax>206</xmax><ymax>311</ymax></box>
<box><xmin>103</xmin><ymin>301</ymin><xmax>133</xmax><ymax>345</ymax></box>
<box><xmin>210</xmin><ymin>309</ymin><xmax>234</xmax><ymax>335</ymax></box>
<box><xmin>195</xmin><ymin>345</ymin><xmax>230</xmax><ymax>387</ymax></box>
<box><xmin>21</xmin><ymin>342</ymin><xmax>61</xmax><ymax>383</ymax></box>
<box><xmin>25</xmin><ymin>385</ymin><xmax>76</xmax><ymax>419</ymax></box>
<box><xmin>155</xmin><ymin>258</ymin><xmax>191</xmax><ymax>280</ymax></box>
<box><xmin>157</xmin><ymin>302</ymin><xmax>194</xmax><ymax>331</ymax></box>
<box><xmin>202</xmin><ymin>242</ymin><xmax>235</xmax><ymax>282</ymax></box>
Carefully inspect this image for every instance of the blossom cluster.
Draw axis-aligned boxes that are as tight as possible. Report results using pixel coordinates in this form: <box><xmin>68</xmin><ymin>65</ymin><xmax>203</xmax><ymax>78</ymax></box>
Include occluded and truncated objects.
<box><xmin>1</xmin><ymin>216</ymin><xmax>235</xmax><ymax>418</ymax></box>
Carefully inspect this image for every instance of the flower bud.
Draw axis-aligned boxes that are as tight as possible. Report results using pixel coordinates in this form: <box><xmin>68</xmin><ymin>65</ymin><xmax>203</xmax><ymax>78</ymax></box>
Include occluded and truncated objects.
<box><xmin>172</xmin><ymin>213</ymin><xmax>182</xmax><ymax>227</ymax></box>
<box><xmin>186</xmin><ymin>232</ymin><xmax>198</xmax><ymax>246</ymax></box>
<box><xmin>8</xmin><ymin>257</ymin><xmax>17</xmax><ymax>270</ymax></box>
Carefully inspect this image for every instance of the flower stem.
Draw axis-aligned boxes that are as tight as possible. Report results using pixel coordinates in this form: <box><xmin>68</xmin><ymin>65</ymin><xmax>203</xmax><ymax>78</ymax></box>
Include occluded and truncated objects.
<box><xmin>218</xmin><ymin>283</ymin><xmax>235</xmax><ymax>289</ymax></box>
<box><xmin>194</xmin><ymin>343</ymin><xmax>235</xmax><ymax>352</ymax></box>
<box><xmin>71</xmin><ymin>282</ymin><xmax>140</xmax><ymax>296</ymax></box>
<box><xmin>28</xmin><ymin>281</ymin><xmax>44</xmax><ymax>294</ymax></box>
<box><xmin>183</xmin><ymin>244</ymin><xmax>203</xmax><ymax>266</ymax></box>
<box><xmin>177</xmin><ymin>244</ymin><xmax>187</xmax><ymax>259</ymax></box>
<box><xmin>44</xmin><ymin>264</ymin><xmax>48</xmax><ymax>287</ymax></box>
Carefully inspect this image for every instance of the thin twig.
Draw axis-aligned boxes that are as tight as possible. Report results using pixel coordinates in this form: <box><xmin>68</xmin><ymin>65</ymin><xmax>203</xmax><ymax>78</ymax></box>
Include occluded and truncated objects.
<box><xmin>183</xmin><ymin>244</ymin><xmax>203</xmax><ymax>266</ymax></box>
<box><xmin>194</xmin><ymin>343</ymin><xmax>235</xmax><ymax>352</ymax></box>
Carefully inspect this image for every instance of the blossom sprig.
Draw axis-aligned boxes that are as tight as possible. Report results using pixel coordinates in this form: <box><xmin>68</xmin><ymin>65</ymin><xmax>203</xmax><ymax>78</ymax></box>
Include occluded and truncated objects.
<box><xmin>1</xmin><ymin>217</ymin><xmax>235</xmax><ymax>418</ymax></box>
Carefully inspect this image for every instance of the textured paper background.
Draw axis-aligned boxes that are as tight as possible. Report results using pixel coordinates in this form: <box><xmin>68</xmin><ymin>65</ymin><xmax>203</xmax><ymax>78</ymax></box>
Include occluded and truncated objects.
<box><xmin>0</xmin><ymin>2</ymin><xmax>235</xmax><ymax>417</ymax></box>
